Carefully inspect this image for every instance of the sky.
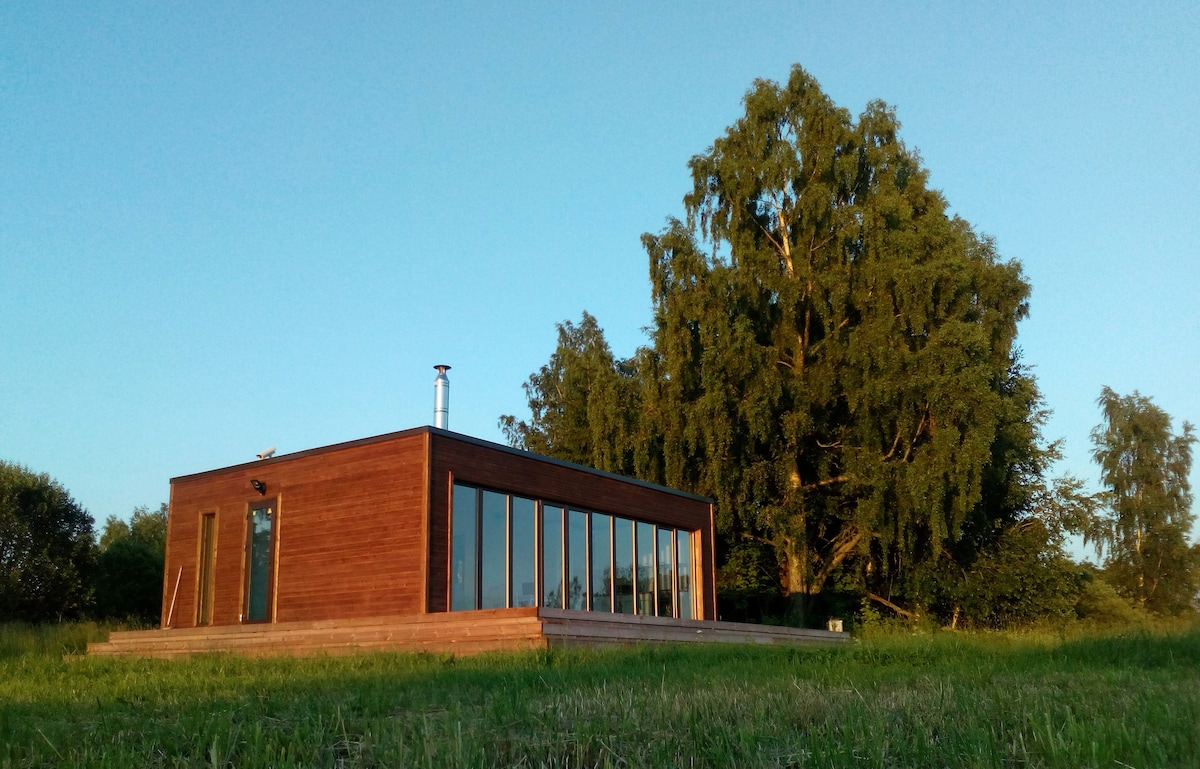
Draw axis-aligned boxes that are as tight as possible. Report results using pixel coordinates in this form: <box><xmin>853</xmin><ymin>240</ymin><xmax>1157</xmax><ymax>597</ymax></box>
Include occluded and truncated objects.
<box><xmin>2</xmin><ymin>2</ymin><xmax>1197</xmax><ymax>553</ymax></box>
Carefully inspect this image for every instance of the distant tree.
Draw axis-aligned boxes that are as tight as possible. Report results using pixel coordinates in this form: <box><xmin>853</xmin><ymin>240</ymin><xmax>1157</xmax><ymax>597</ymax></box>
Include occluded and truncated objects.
<box><xmin>1089</xmin><ymin>387</ymin><xmax>1197</xmax><ymax>615</ymax></box>
<box><xmin>500</xmin><ymin>312</ymin><xmax>642</xmax><ymax>475</ymax></box>
<box><xmin>93</xmin><ymin>503</ymin><xmax>167</xmax><ymax>622</ymax></box>
<box><xmin>0</xmin><ymin>461</ymin><xmax>95</xmax><ymax>622</ymax></box>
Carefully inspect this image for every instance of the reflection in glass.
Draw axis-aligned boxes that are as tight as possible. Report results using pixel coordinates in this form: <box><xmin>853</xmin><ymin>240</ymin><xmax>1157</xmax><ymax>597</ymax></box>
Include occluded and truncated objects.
<box><xmin>480</xmin><ymin>490</ymin><xmax>508</xmax><ymax>609</ymax></box>
<box><xmin>657</xmin><ymin>527</ymin><xmax>674</xmax><ymax>618</ymax></box>
<box><xmin>590</xmin><ymin>513</ymin><xmax>612</xmax><ymax>612</ymax></box>
<box><xmin>677</xmin><ymin>529</ymin><xmax>693</xmax><ymax>619</ymax></box>
<box><xmin>636</xmin><ymin>521</ymin><xmax>655</xmax><ymax>616</ymax></box>
<box><xmin>567</xmin><ymin>510</ymin><xmax>588</xmax><ymax>610</ymax></box>
<box><xmin>542</xmin><ymin>505</ymin><xmax>564</xmax><ymax>608</ymax></box>
<box><xmin>451</xmin><ymin>484</ymin><xmax>477</xmax><ymax>611</ymax></box>
<box><xmin>511</xmin><ymin>497</ymin><xmax>536</xmax><ymax>607</ymax></box>
<box><xmin>245</xmin><ymin>503</ymin><xmax>274</xmax><ymax>621</ymax></box>
<box><xmin>613</xmin><ymin>517</ymin><xmax>634</xmax><ymax>613</ymax></box>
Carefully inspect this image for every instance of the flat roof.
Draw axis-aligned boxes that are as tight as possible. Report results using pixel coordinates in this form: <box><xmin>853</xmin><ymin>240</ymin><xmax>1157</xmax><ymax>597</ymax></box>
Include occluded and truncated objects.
<box><xmin>171</xmin><ymin>425</ymin><xmax>713</xmax><ymax>504</ymax></box>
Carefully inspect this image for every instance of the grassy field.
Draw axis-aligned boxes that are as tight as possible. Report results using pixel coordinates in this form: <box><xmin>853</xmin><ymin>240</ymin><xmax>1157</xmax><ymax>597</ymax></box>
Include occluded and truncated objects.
<box><xmin>1</xmin><ymin>622</ymin><xmax>1197</xmax><ymax>768</ymax></box>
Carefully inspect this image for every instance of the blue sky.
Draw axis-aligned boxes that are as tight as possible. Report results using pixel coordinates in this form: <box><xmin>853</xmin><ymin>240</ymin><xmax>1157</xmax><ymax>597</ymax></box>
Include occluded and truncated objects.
<box><xmin>2</xmin><ymin>2</ymin><xmax>1197</xmax><ymax>552</ymax></box>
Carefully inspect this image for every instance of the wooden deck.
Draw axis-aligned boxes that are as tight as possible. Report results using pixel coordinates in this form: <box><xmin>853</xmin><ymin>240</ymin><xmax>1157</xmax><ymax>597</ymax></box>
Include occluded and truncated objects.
<box><xmin>87</xmin><ymin>608</ymin><xmax>847</xmax><ymax>659</ymax></box>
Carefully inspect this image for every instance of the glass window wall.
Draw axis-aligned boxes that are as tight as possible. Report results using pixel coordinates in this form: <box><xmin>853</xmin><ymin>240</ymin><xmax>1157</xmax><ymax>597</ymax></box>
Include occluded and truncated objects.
<box><xmin>449</xmin><ymin>483</ymin><xmax>695</xmax><ymax>619</ymax></box>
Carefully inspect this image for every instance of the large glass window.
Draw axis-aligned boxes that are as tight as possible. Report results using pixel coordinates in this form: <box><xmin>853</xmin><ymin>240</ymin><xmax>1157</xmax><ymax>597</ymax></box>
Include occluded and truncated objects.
<box><xmin>542</xmin><ymin>505</ymin><xmax>564</xmax><ymax>608</ymax></box>
<box><xmin>657</xmin><ymin>527</ymin><xmax>675</xmax><ymax>618</ymax></box>
<box><xmin>451</xmin><ymin>484</ymin><xmax>477</xmax><ymax>611</ymax></box>
<box><xmin>511</xmin><ymin>497</ymin><xmax>536</xmax><ymax>607</ymax></box>
<box><xmin>480</xmin><ymin>490</ymin><xmax>508</xmax><ymax>609</ymax></box>
<box><xmin>613</xmin><ymin>517</ymin><xmax>634</xmax><ymax>614</ymax></box>
<box><xmin>244</xmin><ymin>500</ymin><xmax>276</xmax><ymax>622</ymax></box>
<box><xmin>677</xmin><ymin>528</ymin><xmax>693</xmax><ymax>619</ymax></box>
<box><xmin>567</xmin><ymin>510</ymin><xmax>588</xmax><ymax>610</ymax></box>
<box><xmin>590</xmin><ymin>513</ymin><xmax>612</xmax><ymax>612</ymax></box>
<box><xmin>636</xmin><ymin>521</ymin><xmax>656</xmax><ymax>616</ymax></box>
<box><xmin>449</xmin><ymin>483</ymin><xmax>695</xmax><ymax>619</ymax></box>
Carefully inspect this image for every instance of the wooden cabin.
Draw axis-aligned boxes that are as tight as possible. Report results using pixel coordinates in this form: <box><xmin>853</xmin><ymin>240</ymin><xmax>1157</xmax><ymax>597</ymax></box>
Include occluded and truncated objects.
<box><xmin>89</xmin><ymin>426</ymin><xmax>845</xmax><ymax>657</ymax></box>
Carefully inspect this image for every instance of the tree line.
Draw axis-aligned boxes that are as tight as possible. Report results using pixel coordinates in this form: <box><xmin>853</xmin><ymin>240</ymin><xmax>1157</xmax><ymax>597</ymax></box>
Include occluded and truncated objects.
<box><xmin>0</xmin><ymin>459</ymin><xmax>165</xmax><ymax>624</ymax></box>
<box><xmin>501</xmin><ymin>65</ymin><xmax>1198</xmax><ymax>629</ymax></box>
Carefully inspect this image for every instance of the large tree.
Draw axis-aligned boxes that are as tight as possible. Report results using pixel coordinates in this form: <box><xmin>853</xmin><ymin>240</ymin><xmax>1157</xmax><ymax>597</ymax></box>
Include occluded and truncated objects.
<box><xmin>650</xmin><ymin>66</ymin><xmax>1031</xmax><ymax>604</ymax></box>
<box><xmin>0</xmin><ymin>461</ymin><xmax>95</xmax><ymax>622</ymax></box>
<box><xmin>505</xmin><ymin>66</ymin><xmax>1042</xmax><ymax>619</ymax></box>
<box><xmin>1089</xmin><ymin>387</ymin><xmax>1197</xmax><ymax>614</ymax></box>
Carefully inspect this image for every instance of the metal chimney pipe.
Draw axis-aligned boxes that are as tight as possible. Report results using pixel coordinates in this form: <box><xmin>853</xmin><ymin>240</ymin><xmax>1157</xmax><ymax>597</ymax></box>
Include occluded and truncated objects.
<box><xmin>433</xmin><ymin>365</ymin><xmax>451</xmax><ymax>429</ymax></box>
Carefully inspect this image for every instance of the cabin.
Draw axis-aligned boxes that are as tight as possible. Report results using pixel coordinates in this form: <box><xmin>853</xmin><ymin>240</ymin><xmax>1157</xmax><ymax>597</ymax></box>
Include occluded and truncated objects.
<box><xmin>90</xmin><ymin>423</ymin><xmax>845</xmax><ymax>657</ymax></box>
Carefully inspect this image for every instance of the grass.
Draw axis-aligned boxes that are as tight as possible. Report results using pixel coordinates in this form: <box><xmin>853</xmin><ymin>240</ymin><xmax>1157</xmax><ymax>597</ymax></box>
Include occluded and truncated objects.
<box><xmin>1</xmin><ymin>623</ymin><xmax>1197</xmax><ymax>767</ymax></box>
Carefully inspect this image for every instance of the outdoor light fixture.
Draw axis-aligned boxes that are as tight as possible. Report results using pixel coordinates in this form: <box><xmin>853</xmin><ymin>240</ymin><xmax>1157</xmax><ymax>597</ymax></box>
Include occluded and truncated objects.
<box><xmin>250</xmin><ymin>479</ymin><xmax>266</xmax><ymax>495</ymax></box>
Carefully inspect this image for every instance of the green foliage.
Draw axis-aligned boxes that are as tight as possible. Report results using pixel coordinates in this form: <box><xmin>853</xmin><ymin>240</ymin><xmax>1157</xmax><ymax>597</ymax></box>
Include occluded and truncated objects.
<box><xmin>0</xmin><ymin>461</ymin><xmax>95</xmax><ymax>622</ymax></box>
<box><xmin>2</xmin><ymin>626</ymin><xmax>1199</xmax><ymax>766</ymax></box>
<box><xmin>939</xmin><ymin>521</ymin><xmax>1081</xmax><ymax>629</ymax></box>
<box><xmin>1089</xmin><ymin>387</ymin><xmax>1198</xmax><ymax>615</ymax></box>
<box><xmin>648</xmin><ymin>68</ymin><xmax>1031</xmax><ymax>605</ymax></box>
<box><xmin>500</xmin><ymin>312</ymin><xmax>640</xmax><ymax>475</ymax></box>
<box><xmin>92</xmin><ymin>504</ymin><xmax>167</xmax><ymax>623</ymax></box>
<box><xmin>1073</xmin><ymin>566</ymin><xmax>1152</xmax><ymax>627</ymax></box>
<box><xmin>714</xmin><ymin>541</ymin><xmax>783</xmax><ymax>623</ymax></box>
<box><xmin>505</xmin><ymin>66</ymin><xmax>1089</xmax><ymax>627</ymax></box>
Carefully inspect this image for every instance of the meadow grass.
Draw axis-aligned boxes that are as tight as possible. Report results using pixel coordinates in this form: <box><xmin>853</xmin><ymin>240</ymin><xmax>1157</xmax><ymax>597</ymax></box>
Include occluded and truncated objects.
<box><xmin>1</xmin><ymin>622</ymin><xmax>1197</xmax><ymax>767</ymax></box>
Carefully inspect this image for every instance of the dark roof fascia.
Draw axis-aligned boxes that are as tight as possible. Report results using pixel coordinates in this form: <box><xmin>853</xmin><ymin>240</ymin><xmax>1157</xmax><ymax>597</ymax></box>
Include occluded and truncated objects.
<box><xmin>170</xmin><ymin>425</ymin><xmax>713</xmax><ymax>504</ymax></box>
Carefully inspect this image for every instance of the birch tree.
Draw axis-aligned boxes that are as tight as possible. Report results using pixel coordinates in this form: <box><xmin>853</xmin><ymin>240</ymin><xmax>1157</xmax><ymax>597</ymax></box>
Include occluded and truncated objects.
<box><xmin>1090</xmin><ymin>387</ymin><xmax>1197</xmax><ymax>614</ymax></box>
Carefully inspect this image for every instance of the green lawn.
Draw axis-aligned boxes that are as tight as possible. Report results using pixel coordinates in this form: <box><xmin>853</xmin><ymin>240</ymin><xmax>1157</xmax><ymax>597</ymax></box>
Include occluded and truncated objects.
<box><xmin>1</xmin><ymin>623</ymin><xmax>1197</xmax><ymax>768</ymax></box>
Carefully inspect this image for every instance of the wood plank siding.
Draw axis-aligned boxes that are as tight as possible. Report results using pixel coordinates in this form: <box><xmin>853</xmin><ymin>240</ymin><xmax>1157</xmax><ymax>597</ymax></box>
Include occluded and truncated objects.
<box><xmin>163</xmin><ymin>430</ymin><xmax>430</xmax><ymax>628</ymax></box>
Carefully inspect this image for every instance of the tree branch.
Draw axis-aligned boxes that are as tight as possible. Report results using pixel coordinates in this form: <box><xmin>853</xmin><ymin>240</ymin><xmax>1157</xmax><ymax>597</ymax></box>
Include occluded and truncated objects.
<box><xmin>868</xmin><ymin>592</ymin><xmax>916</xmax><ymax>620</ymax></box>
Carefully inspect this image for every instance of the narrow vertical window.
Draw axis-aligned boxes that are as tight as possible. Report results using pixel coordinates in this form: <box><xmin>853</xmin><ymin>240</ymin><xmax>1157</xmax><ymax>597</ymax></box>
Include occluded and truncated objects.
<box><xmin>196</xmin><ymin>513</ymin><xmax>216</xmax><ymax>625</ymax></box>
<box><xmin>480</xmin><ymin>490</ymin><xmax>508</xmax><ymax>609</ymax></box>
<box><xmin>636</xmin><ymin>521</ymin><xmax>655</xmax><ymax>616</ymax></box>
<box><xmin>542</xmin><ymin>505</ymin><xmax>565</xmax><ymax>608</ymax></box>
<box><xmin>567</xmin><ymin>510</ymin><xmax>588</xmax><ymax>610</ymax></box>
<box><xmin>676</xmin><ymin>529</ymin><xmax>693</xmax><ymax>619</ymax></box>
<box><xmin>613</xmin><ymin>517</ymin><xmax>634</xmax><ymax>613</ymax></box>
<box><xmin>243</xmin><ymin>500</ymin><xmax>276</xmax><ymax>622</ymax></box>
<box><xmin>590</xmin><ymin>513</ymin><xmax>612</xmax><ymax>612</ymax></box>
<box><xmin>451</xmin><ymin>484</ymin><xmax>477</xmax><ymax>611</ymax></box>
<box><xmin>656</xmin><ymin>527</ymin><xmax>675</xmax><ymax>618</ymax></box>
<box><xmin>511</xmin><ymin>497</ymin><xmax>536</xmax><ymax>607</ymax></box>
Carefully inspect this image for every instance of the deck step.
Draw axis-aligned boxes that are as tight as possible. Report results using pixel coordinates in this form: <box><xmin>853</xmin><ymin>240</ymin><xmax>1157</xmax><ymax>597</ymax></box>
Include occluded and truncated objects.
<box><xmin>87</xmin><ymin>608</ymin><xmax>847</xmax><ymax>658</ymax></box>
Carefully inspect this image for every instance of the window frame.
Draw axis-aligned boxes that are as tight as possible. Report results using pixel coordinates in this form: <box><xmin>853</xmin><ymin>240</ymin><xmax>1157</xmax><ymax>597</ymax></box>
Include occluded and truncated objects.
<box><xmin>242</xmin><ymin>498</ymin><xmax>278</xmax><ymax>624</ymax></box>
